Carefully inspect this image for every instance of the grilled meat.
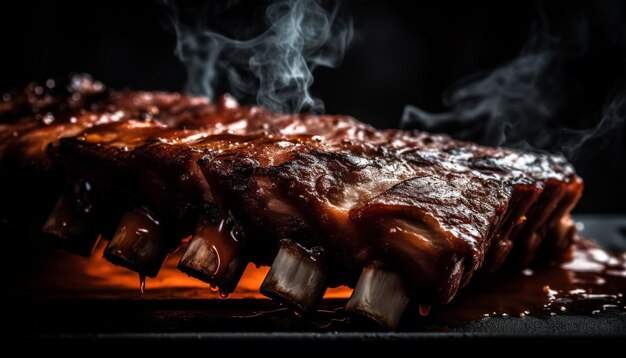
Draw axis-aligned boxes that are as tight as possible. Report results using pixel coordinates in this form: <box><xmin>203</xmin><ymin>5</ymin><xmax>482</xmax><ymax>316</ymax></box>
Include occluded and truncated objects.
<box><xmin>0</xmin><ymin>76</ymin><xmax>583</xmax><ymax>328</ymax></box>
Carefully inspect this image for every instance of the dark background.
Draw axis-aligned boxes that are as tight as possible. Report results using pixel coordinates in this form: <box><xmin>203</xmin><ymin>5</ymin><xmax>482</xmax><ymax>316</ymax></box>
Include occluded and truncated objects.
<box><xmin>0</xmin><ymin>0</ymin><xmax>624</xmax><ymax>212</ymax></box>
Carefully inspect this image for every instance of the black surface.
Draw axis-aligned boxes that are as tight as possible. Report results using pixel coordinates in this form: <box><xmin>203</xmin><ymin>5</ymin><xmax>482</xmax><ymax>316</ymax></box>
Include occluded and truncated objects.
<box><xmin>9</xmin><ymin>299</ymin><xmax>625</xmax><ymax>337</ymax></box>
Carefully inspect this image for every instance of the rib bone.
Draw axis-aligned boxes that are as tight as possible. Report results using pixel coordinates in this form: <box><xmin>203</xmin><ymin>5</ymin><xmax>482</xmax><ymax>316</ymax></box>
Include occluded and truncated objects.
<box><xmin>42</xmin><ymin>195</ymin><xmax>100</xmax><ymax>256</ymax></box>
<box><xmin>178</xmin><ymin>221</ymin><xmax>247</xmax><ymax>294</ymax></box>
<box><xmin>260</xmin><ymin>241</ymin><xmax>326</xmax><ymax>313</ymax></box>
<box><xmin>345</xmin><ymin>263</ymin><xmax>410</xmax><ymax>330</ymax></box>
<box><xmin>103</xmin><ymin>208</ymin><xmax>167</xmax><ymax>278</ymax></box>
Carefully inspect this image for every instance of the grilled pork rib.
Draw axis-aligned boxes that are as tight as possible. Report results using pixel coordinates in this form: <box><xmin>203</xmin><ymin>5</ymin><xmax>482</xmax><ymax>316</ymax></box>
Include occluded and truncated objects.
<box><xmin>0</xmin><ymin>76</ymin><xmax>583</xmax><ymax>328</ymax></box>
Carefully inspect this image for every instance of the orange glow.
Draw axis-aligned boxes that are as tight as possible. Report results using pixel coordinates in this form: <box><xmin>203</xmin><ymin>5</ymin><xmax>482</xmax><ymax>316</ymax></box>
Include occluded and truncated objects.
<box><xmin>25</xmin><ymin>240</ymin><xmax>352</xmax><ymax>300</ymax></box>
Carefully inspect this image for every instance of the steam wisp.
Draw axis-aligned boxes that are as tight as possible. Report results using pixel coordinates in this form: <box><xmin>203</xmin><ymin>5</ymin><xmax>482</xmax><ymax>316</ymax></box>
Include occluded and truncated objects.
<box><xmin>169</xmin><ymin>0</ymin><xmax>352</xmax><ymax>113</ymax></box>
<box><xmin>401</xmin><ymin>21</ymin><xmax>625</xmax><ymax>162</ymax></box>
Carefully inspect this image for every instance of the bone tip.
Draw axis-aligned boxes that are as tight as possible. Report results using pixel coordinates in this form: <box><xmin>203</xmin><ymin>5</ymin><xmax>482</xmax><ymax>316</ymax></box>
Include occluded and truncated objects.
<box><xmin>345</xmin><ymin>264</ymin><xmax>410</xmax><ymax>330</ymax></box>
<box><xmin>103</xmin><ymin>209</ymin><xmax>167</xmax><ymax>278</ymax></box>
<box><xmin>177</xmin><ymin>227</ymin><xmax>246</xmax><ymax>294</ymax></box>
<box><xmin>260</xmin><ymin>242</ymin><xmax>327</xmax><ymax>313</ymax></box>
<box><xmin>41</xmin><ymin>196</ymin><xmax>100</xmax><ymax>256</ymax></box>
<box><xmin>177</xmin><ymin>232</ymin><xmax>218</xmax><ymax>281</ymax></box>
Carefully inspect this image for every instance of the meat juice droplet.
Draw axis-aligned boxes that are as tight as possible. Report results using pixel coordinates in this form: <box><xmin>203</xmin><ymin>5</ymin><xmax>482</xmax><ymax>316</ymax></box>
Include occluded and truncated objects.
<box><xmin>139</xmin><ymin>274</ymin><xmax>146</xmax><ymax>297</ymax></box>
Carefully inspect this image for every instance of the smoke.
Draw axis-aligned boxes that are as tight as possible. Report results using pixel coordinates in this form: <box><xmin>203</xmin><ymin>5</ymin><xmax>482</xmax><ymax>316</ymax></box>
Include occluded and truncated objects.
<box><xmin>400</xmin><ymin>13</ymin><xmax>625</xmax><ymax>162</ymax></box>
<box><xmin>167</xmin><ymin>0</ymin><xmax>352</xmax><ymax>113</ymax></box>
<box><xmin>402</xmin><ymin>30</ymin><xmax>562</xmax><ymax>148</ymax></box>
<box><xmin>556</xmin><ymin>93</ymin><xmax>626</xmax><ymax>161</ymax></box>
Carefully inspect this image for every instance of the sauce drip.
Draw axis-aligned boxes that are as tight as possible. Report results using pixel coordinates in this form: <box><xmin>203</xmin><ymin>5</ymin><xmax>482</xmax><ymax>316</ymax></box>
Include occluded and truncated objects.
<box><xmin>427</xmin><ymin>240</ymin><xmax>626</xmax><ymax>324</ymax></box>
<box><xmin>139</xmin><ymin>274</ymin><xmax>146</xmax><ymax>297</ymax></box>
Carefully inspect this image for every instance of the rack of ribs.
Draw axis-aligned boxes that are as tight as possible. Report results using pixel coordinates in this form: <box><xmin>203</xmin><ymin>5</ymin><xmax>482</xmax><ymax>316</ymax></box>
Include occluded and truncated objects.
<box><xmin>0</xmin><ymin>76</ymin><xmax>583</xmax><ymax>329</ymax></box>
